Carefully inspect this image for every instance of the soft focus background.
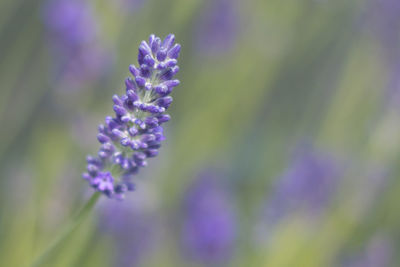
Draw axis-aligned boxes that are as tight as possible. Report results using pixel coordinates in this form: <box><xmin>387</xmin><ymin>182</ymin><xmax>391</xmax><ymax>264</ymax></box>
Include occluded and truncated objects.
<box><xmin>0</xmin><ymin>0</ymin><xmax>399</xmax><ymax>266</ymax></box>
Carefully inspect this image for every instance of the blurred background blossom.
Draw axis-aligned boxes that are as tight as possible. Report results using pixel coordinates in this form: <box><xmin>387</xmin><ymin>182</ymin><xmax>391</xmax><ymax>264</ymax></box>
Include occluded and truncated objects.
<box><xmin>42</xmin><ymin>0</ymin><xmax>112</xmax><ymax>91</ymax></box>
<box><xmin>1</xmin><ymin>0</ymin><xmax>400</xmax><ymax>266</ymax></box>
<box><xmin>194</xmin><ymin>0</ymin><xmax>239</xmax><ymax>56</ymax></box>
<box><xmin>365</xmin><ymin>0</ymin><xmax>400</xmax><ymax>106</ymax></box>
<box><xmin>263</xmin><ymin>143</ymin><xmax>342</xmax><ymax>223</ymax></box>
<box><xmin>341</xmin><ymin>233</ymin><xmax>394</xmax><ymax>267</ymax></box>
<box><xmin>97</xmin><ymin>181</ymin><xmax>161</xmax><ymax>267</ymax></box>
<box><xmin>180</xmin><ymin>169</ymin><xmax>237</xmax><ymax>265</ymax></box>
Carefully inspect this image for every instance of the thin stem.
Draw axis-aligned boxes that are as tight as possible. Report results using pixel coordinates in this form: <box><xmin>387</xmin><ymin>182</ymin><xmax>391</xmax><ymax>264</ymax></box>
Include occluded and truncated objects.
<box><xmin>31</xmin><ymin>192</ymin><xmax>101</xmax><ymax>267</ymax></box>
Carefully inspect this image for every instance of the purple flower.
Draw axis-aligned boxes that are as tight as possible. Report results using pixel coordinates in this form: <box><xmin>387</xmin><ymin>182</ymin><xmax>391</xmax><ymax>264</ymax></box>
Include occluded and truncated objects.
<box><xmin>345</xmin><ymin>234</ymin><xmax>393</xmax><ymax>267</ymax></box>
<box><xmin>195</xmin><ymin>0</ymin><xmax>239</xmax><ymax>55</ymax></box>
<box><xmin>82</xmin><ymin>34</ymin><xmax>181</xmax><ymax>199</ymax></box>
<box><xmin>181</xmin><ymin>170</ymin><xmax>237</xmax><ymax>264</ymax></box>
<box><xmin>42</xmin><ymin>0</ymin><xmax>110</xmax><ymax>89</ymax></box>
<box><xmin>367</xmin><ymin>0</ymin><xmax>400</xmax><ymax>62</ymax></box>
<box><xmin>97</xmin><ymin>189</ymin><xmax>159</xmax><ymax>267</ymax></box>
<box><xmin>364</xmin><ymin>0</ymin><xmax>400</xmax><ymax>106</ymax></box>
<box><xmin>264</xmin><ymin>145</ymin><xmax>341</xmax><ymax>223</ymax></box>
<box><xmin>90</xmin><ymin>172</ymin><xmax>114</xmax><ymax>192</ymax></box>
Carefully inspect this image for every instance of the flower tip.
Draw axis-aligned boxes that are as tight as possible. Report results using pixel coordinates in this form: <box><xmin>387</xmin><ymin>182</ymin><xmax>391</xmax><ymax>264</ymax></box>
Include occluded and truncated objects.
<box><xmin>129</xmin><ymin>64</ymin><xmax>140</xmax><ymax>76</ymax></box>
<box><xmin>163</xmin><ymin>34</ymin><xmax>175</xmax><ymax>49</ymax></box>
<box><xmin>168</xmin><ymin>44</ymin><xmax>181</xmax><ymax>59</ymax></box>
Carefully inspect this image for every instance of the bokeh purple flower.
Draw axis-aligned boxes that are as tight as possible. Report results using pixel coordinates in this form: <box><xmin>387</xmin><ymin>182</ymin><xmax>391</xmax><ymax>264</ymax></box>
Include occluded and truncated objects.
<box><xmin>97</xmin><ymin>187</ymin><xmax>159</xmax><ymax>267</ymax></box>
<box><xmin>42</xmin><ymin>0</ymin><xmax>110</xmax><ymax>90</ymax></box>
<box><xmin>264</xmin><ymin>144</ymin><xmax>341</xmax><ymax>223</ymax></box>
<box><xmin>366</xmin><ymin>0</ymin><xmax>400</xmax><ymax>104</ymax></box>
<box><xmin>344</xmin><ymin>234</ymin><xmax>393</xmax><ymax>267</ymax></box>
<box><xmin>181</xmin><ymin>170</ymin><xmax>237</xmax><ymax>265</ymax></box>
<box><xmin>367</xmin><ymin>0</ymin><xmax>400</xmax><ymax>62</ymax></box>
<box><xmin>82</xmin><ymin>34</ymin><xmax>181</xmax><ymax>199</ymax></box>
<box><xmin>195</xmin><ymin>0</ymin><xmax>239</xmax><ymax>55</ymax></box>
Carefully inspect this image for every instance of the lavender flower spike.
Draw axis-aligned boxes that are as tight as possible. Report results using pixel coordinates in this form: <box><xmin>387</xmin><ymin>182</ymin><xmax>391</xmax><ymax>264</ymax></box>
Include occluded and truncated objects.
<box><xmin>83</xmin><ymin>34</ymin><xmax>181</xmax><ymax>199</ymax></box>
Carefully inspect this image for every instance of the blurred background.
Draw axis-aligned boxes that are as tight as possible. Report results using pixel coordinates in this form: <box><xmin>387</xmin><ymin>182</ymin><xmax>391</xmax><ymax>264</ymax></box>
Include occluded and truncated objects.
<box><xmin>0</xmin><ymin>0</ymin><xmax>399</xmax><ymax>266</ymax></box>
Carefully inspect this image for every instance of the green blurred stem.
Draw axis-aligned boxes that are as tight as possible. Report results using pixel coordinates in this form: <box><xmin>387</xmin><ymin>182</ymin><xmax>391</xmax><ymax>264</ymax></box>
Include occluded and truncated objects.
<box><xmin>31</xmin><ymin>192</ymin><xmax>101</xmax><ymax>267</ymax></box>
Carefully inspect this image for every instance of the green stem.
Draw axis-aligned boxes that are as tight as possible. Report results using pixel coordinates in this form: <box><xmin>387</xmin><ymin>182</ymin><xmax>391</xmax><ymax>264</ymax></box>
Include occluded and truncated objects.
<box><xmin>31</xmin><ymin>192</ymin><xmax>101</xmax><ymax>267</ymax></box>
